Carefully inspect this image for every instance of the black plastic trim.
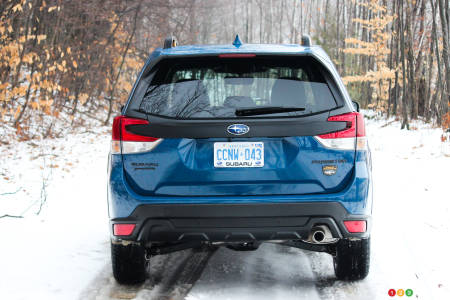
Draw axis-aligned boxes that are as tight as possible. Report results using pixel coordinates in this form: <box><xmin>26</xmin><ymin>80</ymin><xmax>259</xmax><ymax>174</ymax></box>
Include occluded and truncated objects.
<box><xmin>125</xmin><ymin>112</ymin><xmax>347</xmax><ymax>138</ymax></box>
<box><xmin>111</xmin><ymin>202</ymin><xmax>371</xmax><ymax>244</ymax></box>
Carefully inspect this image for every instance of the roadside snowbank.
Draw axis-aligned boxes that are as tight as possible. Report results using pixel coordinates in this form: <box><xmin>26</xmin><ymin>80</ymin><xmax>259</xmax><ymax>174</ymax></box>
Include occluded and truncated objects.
<box><xmin>0</xmin><ymin>128</ymin><xmax>111</xmax><ymax>299</ymax></box>
<box><xmin>365</xmin><ymin>112</ymin><xmax>450</xmax><ymax>300</ymax></box>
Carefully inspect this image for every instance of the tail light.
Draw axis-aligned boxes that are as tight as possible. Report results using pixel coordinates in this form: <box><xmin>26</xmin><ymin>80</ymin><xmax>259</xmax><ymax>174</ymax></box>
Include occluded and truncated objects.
<box><xmin>315</xmin><ymin>112</ymin><xmax>367</xmax><ymax>150</ymax></box>
<box><xmin>111</xmin><ymin>116</ymin><xmax>161</xmax><ymax>154</ymax></box>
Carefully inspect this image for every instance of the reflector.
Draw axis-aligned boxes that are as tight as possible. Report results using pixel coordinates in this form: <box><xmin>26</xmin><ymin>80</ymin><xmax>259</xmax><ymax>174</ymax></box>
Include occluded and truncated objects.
<box><xmin>343</xmin><ymin>220</ymin><xmax>367</xmax><ymax>233</ymax></box>
<box><xmin>113</xmin><ymin>224</ymin><xmax>136</xmax><ymax>236</ymax></box>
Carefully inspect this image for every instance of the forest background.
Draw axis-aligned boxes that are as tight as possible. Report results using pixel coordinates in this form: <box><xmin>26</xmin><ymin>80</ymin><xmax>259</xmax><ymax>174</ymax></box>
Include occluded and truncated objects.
<box><xmin>0</xmin><ymin>0</ymin><xmax>449</xmax><ymax>140</ymax></box>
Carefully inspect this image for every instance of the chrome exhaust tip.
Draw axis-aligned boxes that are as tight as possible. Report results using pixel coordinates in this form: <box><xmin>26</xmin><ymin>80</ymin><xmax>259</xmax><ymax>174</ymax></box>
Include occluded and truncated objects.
<box><xmin>308</xmin><ymin>225</ymin><xmax>337</xmax><ymax>244</ymax></box>
<box><xmin>312</xmin><ymin>229</ymin><xmax>325</xmax><ymax>243</ymax></box>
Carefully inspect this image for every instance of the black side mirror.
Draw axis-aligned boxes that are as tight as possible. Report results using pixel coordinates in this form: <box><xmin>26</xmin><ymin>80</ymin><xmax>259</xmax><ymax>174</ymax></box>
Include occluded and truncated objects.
<box><xmin>352</xmin><ymin>101</ymin><xmax>360</xmax><ymax>112</ymax></box>
<box><xmin>120</xmin><ymin>105</ymin><xmax>125</xmax><ymax>113</ymax></box>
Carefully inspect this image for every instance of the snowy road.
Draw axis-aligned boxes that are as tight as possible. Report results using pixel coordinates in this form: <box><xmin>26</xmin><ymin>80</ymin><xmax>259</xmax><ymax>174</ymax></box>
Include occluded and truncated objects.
<box><xmin>81</xmin><ymin>243</ymin><xmax>374</xmax><ymax>300</ymax></box>
<box><xmin>79</xmin><ymin>241</ymin><xmax>379</xmax><ymax>300</ymax></box>
<box><xmin>80</xmin><ymin>247</ymin><xmax>215</xmax><ymax>300</ymax></box>
<box><xmin>187</xmin><ymin>244</ymin><xmax>359</xmax><ymax>300</ymax></box>
<box><xmin>1</xmin><ymin>114</ymin><xmax>449</xmax><ymax>299</ymax></box>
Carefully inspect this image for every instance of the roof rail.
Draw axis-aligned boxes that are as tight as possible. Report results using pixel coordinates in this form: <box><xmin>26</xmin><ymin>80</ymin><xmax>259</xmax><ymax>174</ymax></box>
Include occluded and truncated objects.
<box><xmin>163</xmin><ymin>36</ymin><xmax>178</xmax><ymax>49</ymax></box>
<box><xmin>301</xmin><ymin>34</ymin><xmax>312</xmax><ymax>47</ymax></box>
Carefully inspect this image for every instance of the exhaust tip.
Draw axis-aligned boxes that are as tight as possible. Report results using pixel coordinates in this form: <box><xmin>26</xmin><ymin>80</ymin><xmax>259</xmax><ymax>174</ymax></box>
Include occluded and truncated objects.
<box><xmin>312</xmin><ymin>230</ymin><xmax>325</xmax><ymax>243</ymax></box>
<box><xmin>308</xmin><ymin>225</ymin><xmax>336</xmax><ymax>244</ymax></box>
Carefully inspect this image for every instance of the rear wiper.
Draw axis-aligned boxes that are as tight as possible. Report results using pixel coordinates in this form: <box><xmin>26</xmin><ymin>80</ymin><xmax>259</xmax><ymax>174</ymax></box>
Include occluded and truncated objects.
<box><xmin>235</xmin><ymin>106</ymin><xmax>305</xmax><ymax>117</ymax></box>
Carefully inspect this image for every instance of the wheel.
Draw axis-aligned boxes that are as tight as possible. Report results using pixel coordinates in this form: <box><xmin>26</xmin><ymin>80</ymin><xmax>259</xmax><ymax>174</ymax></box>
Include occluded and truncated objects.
<box><xmin>111</xmin><ymin>241</ymin><xmax>147</xmax><ymax>284</ymax></box>
<box><xmin>333</xmin><ymin>238</ymin><xmax>370</xmax><ymax>280</ymax></box>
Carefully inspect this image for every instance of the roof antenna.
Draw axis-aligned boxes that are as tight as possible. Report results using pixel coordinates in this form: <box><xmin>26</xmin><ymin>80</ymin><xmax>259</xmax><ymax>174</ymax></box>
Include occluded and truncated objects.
<box><xmin>233</xmin><ymin>34</ymin><xmax>242</xmax><ymax>48</ymax></box>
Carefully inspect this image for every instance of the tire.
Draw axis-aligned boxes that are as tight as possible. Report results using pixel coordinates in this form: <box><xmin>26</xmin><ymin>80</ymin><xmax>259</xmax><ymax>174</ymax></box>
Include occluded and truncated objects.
<box><xmin>333</xmin><ymin>238</ymin><xmax>370</xmax><ymax>280</ymax></box>
<box><xmin>111</xmin><ymin>241</ymin><xmax>147</xmax><ymax>284</ymax></box>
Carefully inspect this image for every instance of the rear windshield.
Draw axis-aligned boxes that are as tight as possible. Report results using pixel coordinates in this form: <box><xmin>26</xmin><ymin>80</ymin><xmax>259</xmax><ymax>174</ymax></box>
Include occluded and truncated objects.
<box><xmin>134</xmin><ymin>56</ymin><xmax>339</xmax><ymax>119</ymax></box>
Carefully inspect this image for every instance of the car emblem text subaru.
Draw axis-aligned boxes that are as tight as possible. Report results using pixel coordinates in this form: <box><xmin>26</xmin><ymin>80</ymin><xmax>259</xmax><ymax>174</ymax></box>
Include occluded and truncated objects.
<box><xmin>227</xmin><ymin>124</ymin><xmax>249</xmax><ymax>135</ymax></box>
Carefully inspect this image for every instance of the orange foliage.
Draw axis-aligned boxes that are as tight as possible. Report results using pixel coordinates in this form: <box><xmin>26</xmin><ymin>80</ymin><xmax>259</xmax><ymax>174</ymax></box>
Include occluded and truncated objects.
<box><xmin>443</xmin><ymin>111</ymin><xmax>450</xmax><ymax>131</ymax></box>
<box><xmin>342</xmin><ymin>0</ymin><xmax>396</xmax><ymax>112</ymax></box>
<box><xmin>0</xmin><ymin>1</ymin><xmax>145</xmax><ymax>137</ymax></box>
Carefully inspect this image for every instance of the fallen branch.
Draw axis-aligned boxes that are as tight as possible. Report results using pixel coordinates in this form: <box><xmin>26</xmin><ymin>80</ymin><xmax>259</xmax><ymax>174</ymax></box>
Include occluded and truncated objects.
<box><xmin>0</xmin><ymin>214</ymin><xmax>24</xmax><ymax>219</ymax></box>
<box><xmin>30</xmin><ymin>153</ymin><xmax>59</xmax><ymax>160</ymax></box>
<box><xmin>381</xmin><ymin>120</ymin><xmax>396</xmax><ymax>128</ymax></box>
<box><xmin>35</xmin><ymin>175</ymin><xmax>49</xmax><ymax>215</ymax></box>
<box><xmin>35</xmin><ymin>150</ymin><xmax>52</xmax><ymax>215</ymax></box>
<box><xmin>0</xmin><ymin>187</ymin><xmax>22</xmax><ymax>196</ymax></box>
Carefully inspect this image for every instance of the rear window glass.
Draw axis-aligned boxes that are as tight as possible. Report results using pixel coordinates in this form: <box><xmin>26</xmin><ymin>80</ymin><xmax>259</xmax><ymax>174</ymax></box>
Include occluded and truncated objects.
<box><xmin>136</xmin><ymin>56</ymin><xmax>338</xmax><ymax>119</ymax></box>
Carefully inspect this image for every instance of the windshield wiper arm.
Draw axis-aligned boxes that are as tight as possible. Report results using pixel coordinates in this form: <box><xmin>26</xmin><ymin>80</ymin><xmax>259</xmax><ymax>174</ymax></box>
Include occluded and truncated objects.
<box><xmin>235</xmin><ymin>106</ymin><xmax>305</xmax><ymax>117</ymax></box>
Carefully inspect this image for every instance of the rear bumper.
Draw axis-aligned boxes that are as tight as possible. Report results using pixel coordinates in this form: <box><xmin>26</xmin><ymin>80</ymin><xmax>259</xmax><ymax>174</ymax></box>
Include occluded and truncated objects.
<box><xmin>110</xmin><ymin>202</ymin><xmax>371</xmax><ymax>245</ymax></box>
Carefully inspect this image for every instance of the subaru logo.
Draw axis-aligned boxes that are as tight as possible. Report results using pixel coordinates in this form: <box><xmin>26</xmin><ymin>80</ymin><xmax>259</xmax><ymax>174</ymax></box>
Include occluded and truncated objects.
<box><xmin>227</xmin><ymin>124</ymin><xmax>249</xmax><ymax>135</ymax></box>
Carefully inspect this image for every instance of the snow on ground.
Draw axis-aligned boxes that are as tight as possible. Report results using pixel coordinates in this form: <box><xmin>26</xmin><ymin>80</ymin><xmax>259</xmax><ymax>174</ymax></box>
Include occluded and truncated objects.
<box><xmin>186</xmin><ymin>244</ymin><xmax>325</xmax><ymax>300</ymax></box>
<box><xmin>0</xmin><ymin>113</ymin><xmax>449</xmax><ymax>300</ymax></box>
<box><xmin>365</xmin><ymin>112</ymin><xmax>450</xmax><ymax>300</ymax></box>
<box><xmin>0</xmin><ymin>128</ymin><xmax>111</xmax><ymax>299</ymax></box>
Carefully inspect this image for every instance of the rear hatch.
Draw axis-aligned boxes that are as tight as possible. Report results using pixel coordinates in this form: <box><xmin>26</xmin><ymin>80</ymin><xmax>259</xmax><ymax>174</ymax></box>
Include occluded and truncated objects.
<box><xmin>117</xmin><ymin>55</ymin><xmax>357</xmax><ymax>196</ymax></box>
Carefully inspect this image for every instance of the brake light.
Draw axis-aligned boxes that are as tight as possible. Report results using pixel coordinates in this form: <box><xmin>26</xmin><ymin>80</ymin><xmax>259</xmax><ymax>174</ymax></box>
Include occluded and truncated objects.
<box><xmin>344</xmin><ymin>220</ymin><xmax>367</xmax><ymax>233</ymax></box>
<box><xmin>113</xmin><ymin>223</ymin><xmax>136</xmax><ymax>236</ymax></box>
<box><xmin>112</xmin><ymin>115</ymin><xmax>156</xmax><ymax>141</ymax></box>
<box><xmin>315</xmin><ymin>112</ymin><xmax>367</xmax><ymax>150</ymax></box>
<box><xmin>319</xmin><ymin>112</ymin><xmax>363</xmax><ymax>139</ymax></box>
<box><xmin>111</xmin><ymin>115</ymin><xmax>161</xmax><ymax>154</ymax></box>
<box><xmin>218</xmin><ymin>53</ymin><xmax>256</xmax><ymax>58</ymax></box>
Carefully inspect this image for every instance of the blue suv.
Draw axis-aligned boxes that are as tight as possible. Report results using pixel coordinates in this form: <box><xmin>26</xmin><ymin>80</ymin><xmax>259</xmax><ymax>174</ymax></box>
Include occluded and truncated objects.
<box><xmin>107</xmin><ymin>36</ymin><xmax>372</xmax><ymax>284</ymax></box>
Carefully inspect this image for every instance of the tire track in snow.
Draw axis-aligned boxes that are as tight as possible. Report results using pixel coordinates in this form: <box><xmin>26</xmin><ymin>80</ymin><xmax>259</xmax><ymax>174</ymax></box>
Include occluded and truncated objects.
<box><xmin>185</xmin><ymin>243</ymin><xmax>322</xmax><ymax>300</ymax></box>
<box><xmin>78</xmin><ymin>246</ymin><xmax>215</xmax><ymax>300</ymax></box>
<box><xmin>80</xmin><ymin>243</ymin><xmax>377</xmax><ymax>300</ymax></box>
<box><xmin>142</xmin><ymin>246</ymin><xmax>216</xmax><ymax>300</ymax></box>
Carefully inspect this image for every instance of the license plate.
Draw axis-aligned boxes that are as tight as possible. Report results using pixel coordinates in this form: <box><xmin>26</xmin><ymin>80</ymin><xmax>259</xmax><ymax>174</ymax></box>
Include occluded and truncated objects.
<box><xmin>214</xmin><ymin>142</ymin><xmax>264</xmax><ymax>168</ymax></box>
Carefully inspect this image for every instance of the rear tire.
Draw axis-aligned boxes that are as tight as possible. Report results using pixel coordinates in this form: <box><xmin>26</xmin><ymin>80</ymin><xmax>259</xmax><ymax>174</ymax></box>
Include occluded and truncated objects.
<box><xmin>333</xmin><ymin>238</ymin><xmax>370</xmax><ymax>280</ymax></box>
<box><xmin>111</xmin><ymin>241</ymin><xmax>147</xmax><ymax>284</ymax></box>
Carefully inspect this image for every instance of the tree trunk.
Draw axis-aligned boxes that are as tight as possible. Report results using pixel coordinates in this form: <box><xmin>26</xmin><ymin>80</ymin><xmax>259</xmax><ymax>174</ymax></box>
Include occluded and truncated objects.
<box><xmin>431</xmin><ymin>0</ymin><xmax>445</xmax><ymax>124</ymax></box>
<box><xmin>399</xmin><ymin>0</ymin><xmax>409</xmax><ymax>129</ymax></box>
<box><xmin>437</xmin><ymin>0</ymin><xmax>450</xmax><ymax>117</ymax></box>
<box><xmin>104</xmin><ymin>2</ymin><xmax>141</xmax><ymax>125</ymax></box>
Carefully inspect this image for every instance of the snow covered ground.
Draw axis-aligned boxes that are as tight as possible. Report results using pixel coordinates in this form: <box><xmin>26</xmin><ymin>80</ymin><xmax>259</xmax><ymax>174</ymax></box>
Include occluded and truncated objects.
<box><xmin>0</xmin><ymin>128</ymin><xmax>111</xmax><ymax>299</ymax></box>
<box><xmin>0</xmin><ymin>113</ymin><xmax>449</xmax><ymax>300</ymax></box>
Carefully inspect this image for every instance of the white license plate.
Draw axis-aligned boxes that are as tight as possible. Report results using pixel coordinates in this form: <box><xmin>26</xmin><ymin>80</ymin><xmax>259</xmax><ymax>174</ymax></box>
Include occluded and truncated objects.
<box><xmin>214</xmin><ymin>142</ymin><xmax>264</xmax><ymax>168</ymax></box>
